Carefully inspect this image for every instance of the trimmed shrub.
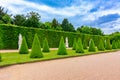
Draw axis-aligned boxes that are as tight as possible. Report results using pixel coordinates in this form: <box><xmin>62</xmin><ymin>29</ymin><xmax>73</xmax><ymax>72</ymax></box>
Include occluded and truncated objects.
<box><xmin>30</xmin><ymin>34</ymin><xmax>43</xmax><ymax>58</ymax></box>
<box><xmin>105</xmin><ymin>38</ymin><xmax>112</xmax><ymax>50</ymax></box>
<box><xmin>72</xmin><ymin>38</ymin><xmax>76</xmax><ymax>50</ymax></box>
<box><xmin>19</xmin><ymin>37</ymin><xmax>29</xmax><ymax>54</ymax></box>
<box><xmin>117</xmin><ymin>40</ymin><xmax>120</xmax><ymax>49</ymax></box>
<box><xmin>42</xmin><ymin>38</ymin><xmax>50</xmax><ymax>52</ymax></box>
<box><xmin>83</xmin><ymin>40</ymin><xmax>87</xmax><ymax>49</ymax></box>
<box><xmin>76</xmin><ymin>38</ymin><xmax>84</xmax><ymax>53</ymax></box>
<box><xmin>98</xmin><ymin>39</ymin><xmax>105</xmax><ymax>51</ymax></box>
<box><xmin>57</xmin><ymin>36</ymin><xmax>67</xmax><ymax>55</ymax></box>
<box><xmin>112</xmin><ymin>40</ymin><xmax>117</xmax><ymax>49</ymax></box>
<box><xmin>0</xmin><ymin>54</ymin><xmax>2</xmax><ymax>62</ymax></box>
<box><xmin>88</xmin><ymin>39</ymin><xmax>96</xmax><ymax>52</ymax></box>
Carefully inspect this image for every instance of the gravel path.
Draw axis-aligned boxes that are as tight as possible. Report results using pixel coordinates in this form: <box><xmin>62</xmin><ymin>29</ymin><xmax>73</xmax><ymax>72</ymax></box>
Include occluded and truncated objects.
<box><xmin>0</xmin><ymin>51</ymin><xmax>120</xmax><ymax>80</ymax></box>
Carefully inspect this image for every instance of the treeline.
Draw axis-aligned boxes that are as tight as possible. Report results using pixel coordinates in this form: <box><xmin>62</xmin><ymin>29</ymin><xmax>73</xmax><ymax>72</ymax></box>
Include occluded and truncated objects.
<box><xmin>0</xmin><ymin>6</ymin><xmax>103</xmax><ymax>35</ymax></box>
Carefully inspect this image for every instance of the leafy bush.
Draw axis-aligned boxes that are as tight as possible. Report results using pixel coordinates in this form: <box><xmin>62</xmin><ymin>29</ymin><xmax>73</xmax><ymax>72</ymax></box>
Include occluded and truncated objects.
<box><xmin>0</xmin><ymin>54</ymin><xmax>2</xmax><ymax>62</ymax></box>
<box><xmin>118</xmin><ymin>41</ymin><xmax>120</xmax><ymax>49</ymax></box>
<box><xmin>76</xmin><ymin>38</ymin><xmax>84</xmax><ymax>53</ymax></box>
<box><xmin>30</xmin><ymin>34</ymin><xmax>43</xmax><ymax>58</ymax></box>
<box><xmin>112</xmin><ymin>40</ymin><xmax>117</xmax><ymax>49</ymax></box>
<box><xmin>42</xmin><ymin>38</ymin><xmax>50</xmax><ymax>52</ymax></box>
<box><xmin>98</xmin><ymin>39</ymin><xmax>105</xmax><ymax>51</ymax></box>
<box><xmin>88</xmin><ymin>39</ymin><xmax>96</xmax><ymax>52</ymax></box>
<box><xmin>105</xmin><ymin>38</ymin><xmax>112</xmax><ymax>50</ymax></box>
<box><xmin>57</xmin><ymin>36</ymin><xmax>67</xmax><ymax>55</ymax></box>
<box><xmin>72</xmin><ymin>38</ymin><xmax>76</xmax><ymax>50</ymax></box>
<box><xmin>83</xmin><ymin>39</ymin><xmax>87</xmax><ymax>49</ymax></box>
<box><xmin>19</xmin><ymin>37</ymin><xmax>29</xmax><ymax>54</ymax></box>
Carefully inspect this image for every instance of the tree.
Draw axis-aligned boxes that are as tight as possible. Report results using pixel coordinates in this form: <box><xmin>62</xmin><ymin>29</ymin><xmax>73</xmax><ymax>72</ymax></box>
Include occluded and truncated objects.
<box><xmin>72</xmin><ymin>38</ymin><xmax>76</xmax><ymax>50</ymax></box>
<box><xmin>30</xmin><ymin>34</ymin><xmax>43</xmax><ymax>58</ymax></box>
<box><xmin>42</xmin><ymin>38</ymin><xmax>50</xmax><ymax>52</ymax></box>
<box><xmin>51</xmin><ymin>18</ymin><xmax>58</xmax><ymax>29</ymax></box>
<box><xmin>57</xmin><ymin>36</ymin><xmax>67</xmax><ymax>55</ymax></box>
<box><xmin>98</xmin><ymin>39</ymin><xmax>105</xmax><ymax>51</ymax></box>
<box><xmin>0</xmin><ymin>6</ymin><xmax>7</xmax><ymax>22</ymax></box>
<box><xmin>61</xmin><ymin>18</ymin><xmax>75</xmax><ymax>32</ymax></box>
<box><xmin>76</xmin><ymin>38</ymin><xmax>84</xmax><ymax>53</ymax></box>
<box><xmin>13</xmin><ymin>14</ymin><xmax>26</xmax><ymax>26</ymax></box>
<box><xmin>88</xmin><ymin>39</ymin><xmax>96</xmax><ymax>52</ymax></box>
<box><xmin>112</xmin><ymin>40</ymin><xmax>117</xmax><ymax>49</ymax></box>
<box><xmin>25</xmin><ymin>11</ymin><xmax>41</xmax><ymax>28</ymax></box>
<box><xmin>19</xmin><ymin>37</ymin><xmax>29</xmax><ymax>54</ymax></box>
<box><xmin>105</xmin><ymin>38</ymin><xmax>112</xmax><ymax>50</ymax></box>
<box><xmin>2</xmin><ymin>14</ymin><xmax>12</xmax><ymax>24</ymax></box>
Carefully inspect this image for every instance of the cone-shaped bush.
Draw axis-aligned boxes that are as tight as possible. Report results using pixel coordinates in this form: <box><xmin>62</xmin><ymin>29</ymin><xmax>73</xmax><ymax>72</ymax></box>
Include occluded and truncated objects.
<box><xmin>83</xmin><ymin>40</ymin><xmax>87</xmax><ymax>49</ymax></box>
<box><xmin>0</xmin><ymin>54</ymin><xmax>2</xmax><ymax>62</ymax></box>
<box><xmin>42</xmin><ymin>38</ymin><xmax>50</xmax><ymax>52</ymax></box>
<box><xmin>72</xmin><ymin>38</ymin><xmax>76</xmax><ymax>50</ymax></box>
<box><xmin>118</xmin><ymin>40</ymin><xmax>120</xmax><ymax>49</ymax></box>
<box><xmin>88</xmin><ymin>39</ymin><xmax>96</xmax><ymax>52</ymax></box>
<box><xmin>76</xmin><ymin>38</ymin><xmax>84</xmax><ymax>53</ymax></box>
<box><xmin>112</xmin><ymin>40</ymin><xmax>117</xmax><ymax>49</ymax></box>
<box><xmin>57</xmin><ymin>36</ymin><xmax>67</xmax><ymax>55</ymax></box>
<box><xmin>105</xmin><ymin>38</ymin><xmax>112</xmax><ymax>50</ymax></box>
<box><xmin>98</xmin><ymin>39</ymin><xmax>105</xmax><ymax>51</ymax></box>
<box><xmin>19</xmin><ymin>37</ymin><xmax>29</xmax><ymax>54</ymax></box>
<box><xmin>30</xmin><ymin>34</ymin><xmax>43</xmax><ymax>58</ymax></box>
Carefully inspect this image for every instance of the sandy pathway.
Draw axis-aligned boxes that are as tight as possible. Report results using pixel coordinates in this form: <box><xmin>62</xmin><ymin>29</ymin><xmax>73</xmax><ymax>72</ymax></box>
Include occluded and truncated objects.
<box><xmin>0</xmin><ymin>51</ymin><xmax>120</xmax><ymax>80</ymax></box>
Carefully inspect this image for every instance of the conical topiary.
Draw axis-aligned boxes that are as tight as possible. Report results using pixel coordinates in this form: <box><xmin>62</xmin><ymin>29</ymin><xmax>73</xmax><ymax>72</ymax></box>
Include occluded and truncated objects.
<box><xmin>76</xmin><ymin>38</ymin><xmax>84</xmax><ymax>53</ymax></box>
<box><xmin>19</xmin><ymin>37</ymin><xmax>29</xmax><ymax>54</ymax></box>
<box><xmin>0</xmin><ymin>54</ymin><xmax>2</xmax><ymax>62</ymax></box>
<box><xmin>88</xmin><ymin>39</ymin><xmax>96</xmax><ymax>52</ymax></box>
<box><xmin>117</xmin><ymin>40</ymin><xmax>120</xmax><ymax>49</ymax></box>
<box><xmin>30</xmin><ymin>34</ymin><xmax>43</xmax><ymax>58</ymax></box>
<box><xmin>57</xmin><ymin>36</ymin><xmax>67</xmax><ymax>55</ymax></box>
<box><xmin>98</xmin><ymin>39</ymin><xmax>105</xmax><ymax>51</ymax></box>
<box><xmin>42</xmin><ymin>38</ymin><xmax>50</xmax><ymax>52</ymax></box>
<box><xmin>112</xmin><ymin>40</ymin><xmax>117</xmax><ymax>49</ymax></box>
<box><xmin>105</xmin><ymin>38</ymin><xmax>112</xmax><ymax>50</ymax></box>
<box><xmin>72</xmin><ymin>38</ymin><xmax>76</xmax><ymax>50</ymax></box>
<box><xmin>83</xmin><ymin>39</ymin><xmax>87</xmax><ymax>49</ymax></box>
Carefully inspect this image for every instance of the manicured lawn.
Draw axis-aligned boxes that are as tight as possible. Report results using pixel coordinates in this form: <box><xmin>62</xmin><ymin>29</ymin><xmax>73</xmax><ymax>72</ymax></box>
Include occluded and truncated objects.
<box><xmin>0</xmin><ymin>49</ymin><xmax>119</xmax><ymax>67</ymax></box>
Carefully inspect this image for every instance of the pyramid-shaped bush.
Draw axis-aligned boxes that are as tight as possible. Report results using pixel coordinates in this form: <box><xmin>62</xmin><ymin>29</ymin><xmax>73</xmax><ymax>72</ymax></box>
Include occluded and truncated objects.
<box><xmin>112</xmin><ymin>40</ymin><xmax>117</xmax><ymax>49</ymax></box>
<box><xmin>72</xmin><ymin>38</ymin><xmax>76</xmax><ymax>50</ymax></box>
<box><xmin>88</xmin><ymin>39</ymin><xmax>96</xmax><ymax>52</ymax></box>
<box><xmin>83</xmin><ymin>40</ymin><xmax>87</xmax><ymax>49</ymax></box>
<box><xmin>98</xmin><ymin>39</ymin><xmax>105</xmax><ymax>51</ymax></box>
<box><xmin>117</xmin><ymin>40</ymin><xmax>120</xmax><ymax>49</ymax></box>
<box><xmin>0</xmin><ymin>54</ymin><xmax>2</xmax><ymax>62</ymax></box>
<box><xmin>76</xmin><ymin>38</ymin><xmax>84</xmax><ymax>53</ymax></box>
<box><xmin>105</xmin><ymin>38</ymin><xmax>112</xmax><ymax>50</ymax></box>
<box><xmin>19</xmin><ymin>37</ymin><xmax>29</xmax><ymax>54</ymax></box>
<box><xmin>42</xmin><ymin>38</ymin><xmax>50</xmax><ymax>52</ymax></box>
<box><xmin>57</xmin><ymin>36</ymin><xmax>67</xmax><ymax>55</ymax></box>
<box><xmin>30</xmin><ymin>34</ymin><xmax>43</xmax><ymax>58</ymax></box>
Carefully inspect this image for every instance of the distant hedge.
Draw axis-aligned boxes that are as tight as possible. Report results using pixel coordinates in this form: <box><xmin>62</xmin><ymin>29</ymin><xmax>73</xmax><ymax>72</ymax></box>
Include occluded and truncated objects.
<box><xmin>0</xmin><ymin>24</ymin><xmax>107</xmax><ymax>49</ymax></box>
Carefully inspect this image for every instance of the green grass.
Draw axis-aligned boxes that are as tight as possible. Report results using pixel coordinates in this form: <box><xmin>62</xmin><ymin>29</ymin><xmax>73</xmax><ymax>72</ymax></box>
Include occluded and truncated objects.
<box><xmin>0</xmin><ymin>49</ymin><xmax>119</xmax><ymax>67</ymax></box>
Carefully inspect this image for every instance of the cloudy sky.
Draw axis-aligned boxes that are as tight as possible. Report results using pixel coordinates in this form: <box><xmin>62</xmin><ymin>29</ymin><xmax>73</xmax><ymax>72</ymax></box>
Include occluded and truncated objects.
<box><xmin>0</xmin><ymin>0</ymin><xmax>120</xmax><ymax>34</ymax></box>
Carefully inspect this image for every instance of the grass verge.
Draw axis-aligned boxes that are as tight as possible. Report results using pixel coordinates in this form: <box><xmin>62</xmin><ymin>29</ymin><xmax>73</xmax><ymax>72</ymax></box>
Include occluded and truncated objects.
<box><xmin>0</xmin><ymin>49</ymin><xmax>119</xmax><ymax>67</ymax></box>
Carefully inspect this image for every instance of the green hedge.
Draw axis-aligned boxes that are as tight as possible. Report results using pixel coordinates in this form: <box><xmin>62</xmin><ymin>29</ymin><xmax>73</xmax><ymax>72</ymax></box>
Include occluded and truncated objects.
<box><xmin>0</xmin><ymin>24</ymin><xmax>106</xmax><ymax>49</ymax></box>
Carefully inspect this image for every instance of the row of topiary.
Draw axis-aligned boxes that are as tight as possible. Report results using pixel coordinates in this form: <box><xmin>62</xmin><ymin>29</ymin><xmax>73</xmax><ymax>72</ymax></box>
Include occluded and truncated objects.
<box><xmin>0</xmin><ymin>34</ymin><xmax>120</xmax><ymax>62</ymax></box>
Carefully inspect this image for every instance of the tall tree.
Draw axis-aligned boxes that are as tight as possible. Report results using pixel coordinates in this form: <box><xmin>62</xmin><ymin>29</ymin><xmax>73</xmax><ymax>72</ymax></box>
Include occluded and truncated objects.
<box><xmin>51</xmin><ymin>18</ymin><xmax>58</xmax><ymax>29</ymax></box>
<box><xmin>25</xmin><ymin>11</ymin><xmax>41</xmax><ymax>28</ymax></box>
<box><xmin>13</xmin><ymin>14</ymin><xmax>26</xmax><ymax>26</ymax></box>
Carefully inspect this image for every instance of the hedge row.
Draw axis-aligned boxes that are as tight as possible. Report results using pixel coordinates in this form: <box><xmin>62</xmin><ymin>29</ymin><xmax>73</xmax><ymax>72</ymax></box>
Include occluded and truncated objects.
<box><xmin>0</xmin><ymin>24</ymin><xmax>109</xmax><ymax>49</ymax></box>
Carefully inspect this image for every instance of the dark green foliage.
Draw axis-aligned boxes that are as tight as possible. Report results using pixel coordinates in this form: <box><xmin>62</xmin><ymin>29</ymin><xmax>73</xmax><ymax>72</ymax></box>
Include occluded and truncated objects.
<box><xmin>88</xmin><ymin>39</ymin><xmax>96</xmax><ymax>52</ymax></box>
<box><xmin>57</xmin><ymin>36</ymin><xmax>67</xmax><ymax>55</ymax></box>
<box><xmin>72</xmin><ymin>38</ymin><xmax>76</xmax><ymax>50</ymax></box>
<box><xmin>76</xmin><ymin>38</ymin><xmax>84</xmax><ymax>53</ymax></box>
<box><xmin>112</xmin><ymin>40</ymin><xmax>117</xmax><ymax>49</ymax></box>
<box><xmin>117</xmin><ymin>40</ymin><xmax>120</xmax><ymax>49</ymax></box>
<box><xmin>0</xmin><ymin>54</ymin><xmax>2</xmax><ymax>62</ymax></box>
<box><xmin>30</xmin><ymin>34</ymin><xmax>43</xmax><ymax>58</ymax></box>
<box><xmin>98</xmin><ymin>39</ymin><xmax>105</xmax><ymax>51</ymax></box>
<box><xmin>19</xmin><ymin>37</ymin><xmax>29</xmax><ymax>54</ymax></box>
<box><xmin>105</xmin><ymin>38</ymin><xmax>112</xmax><ymax>50</ymax></box>
<box><xmin>42</xmin><ymin>38</ymin><xmax>50</xmax><ymax>52</ymax></box>
<box><xmin>83</xmin><ymin>40</ymin><xmax>87</xmax><ymax>49</ymax></box>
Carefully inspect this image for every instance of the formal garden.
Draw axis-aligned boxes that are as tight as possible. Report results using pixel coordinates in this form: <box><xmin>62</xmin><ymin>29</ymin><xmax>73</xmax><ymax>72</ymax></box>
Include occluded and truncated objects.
<box><xmin>0</xmin><ymin>24</ymin><xmax>120</xmax><ymax>67</ymax></box>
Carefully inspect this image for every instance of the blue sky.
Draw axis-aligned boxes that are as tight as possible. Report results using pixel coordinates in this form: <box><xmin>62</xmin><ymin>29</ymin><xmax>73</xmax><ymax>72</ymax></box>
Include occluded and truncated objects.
<box><xmin>0</xmin><ymin>0</ymin><xmax>120</xmax><ymax>34</ymax></box>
